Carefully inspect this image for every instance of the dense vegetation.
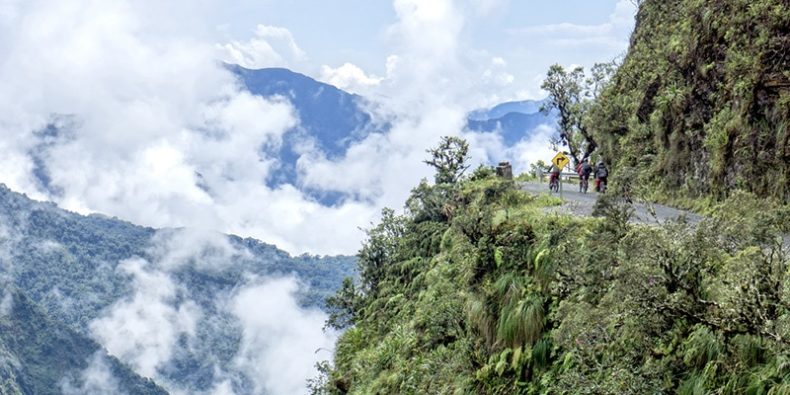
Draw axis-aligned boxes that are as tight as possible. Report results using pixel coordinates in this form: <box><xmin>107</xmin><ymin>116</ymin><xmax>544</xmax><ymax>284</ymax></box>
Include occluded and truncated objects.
<box><xmin>589</xmin><ymin>0</ymin><xmax>790</xmax><ymax>204</ymax></box>
<box><xmin>319</xmin><ymin>5</ymin><xmax>790</xmax><ymax>392</ymax></box>
<box><xmin>0</xmin><ymin>184</ymin><xmax>355</xmax><ymax>393</ymax></box>
<box><xmin>0</xmin><ymin>290</ymin><xmax>167</xmax><ymax>395</ymax></box>
<box><xmin>320</xmin><ymin>162</ymin><xmax>790</xmax><ymax>394</ymax></box>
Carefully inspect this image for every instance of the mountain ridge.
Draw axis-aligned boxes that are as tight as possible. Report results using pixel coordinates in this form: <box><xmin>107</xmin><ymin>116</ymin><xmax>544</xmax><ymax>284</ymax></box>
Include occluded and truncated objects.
<box><xmin>228</xmin><ymin>65</ymin><xmax>557</xmax><ymax>202</ymax></box>
<box><xmin>0</xmin><ymin>288</ymin><xmax>168</xmax><ymax>395</ymax></box>
<box><xmin>0</xmin><ymin>182</ymin><xmax>355</xmax><ymax>394</ymax></box>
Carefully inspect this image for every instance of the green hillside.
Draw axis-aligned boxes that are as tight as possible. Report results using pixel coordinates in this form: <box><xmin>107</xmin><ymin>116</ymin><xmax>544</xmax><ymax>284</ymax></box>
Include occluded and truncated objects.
<box><xmin>0</xmin><ymin>289</ymin><xmax>166</xmax><ymax>395</ymax></box>
<box><xmin>318</xmin><ymin>1</ymin><xmax>790</xmax><ymax>392</ymax></box>
<box><xmin>319</xmin><ymin>171</ymin><xmax>789</xmax><ymax>394</ymax></box>
<box><xmin>0</xmin><ymin>184</ymin><xmax>355</xmax><ymax>394</ymax></box>
<box><xmin>590</xmin><ymin>0</ymin><xmax>789</xmax><ymax>204</ymax></box>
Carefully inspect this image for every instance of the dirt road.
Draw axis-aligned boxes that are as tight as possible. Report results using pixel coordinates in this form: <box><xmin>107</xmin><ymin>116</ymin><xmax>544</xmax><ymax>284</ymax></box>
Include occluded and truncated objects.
<box><xmin>521</xmin><ymin>182</ymin><xmax>703</xmax><ymax>225</ymax></box>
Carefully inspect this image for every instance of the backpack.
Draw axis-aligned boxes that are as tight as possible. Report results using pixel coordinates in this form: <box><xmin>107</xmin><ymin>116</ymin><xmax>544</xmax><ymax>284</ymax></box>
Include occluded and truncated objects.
<box><xmin>582</xmin><ymin>163</ymin><xmax>592</xmax><ymax>177</ymax></box>
<box><xmin>597</xmin><ymin>165</ymin><xmax>608</xmax><ymax>178</ymax></box>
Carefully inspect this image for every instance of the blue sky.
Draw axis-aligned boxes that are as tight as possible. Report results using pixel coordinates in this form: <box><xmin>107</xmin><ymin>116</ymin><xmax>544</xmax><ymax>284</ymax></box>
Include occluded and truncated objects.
<box><xmin>214</xmin><ymin>0</ymin><xmax>636</xmax><ymax>101</ymax></box>
<box><xmin>0</xmin><ymin>2</ymin><xmax>641</xmax><ymax>390</ymax></box>
<box><xmin>0</xmin><ymin>0</ymin><xmax>637</xmax><ymax>255</ymax></box>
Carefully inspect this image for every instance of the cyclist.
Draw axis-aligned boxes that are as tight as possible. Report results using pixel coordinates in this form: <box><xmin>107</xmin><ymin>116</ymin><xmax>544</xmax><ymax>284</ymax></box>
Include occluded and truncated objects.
<box><xmin>578</xmin><ymin>159</ymin><xmax>593</xmax><ymax>193</ymax></box>
<box><xmin>595</xmin><ymin>160</ymin><xmax>609</xmax><ymax>193</ymax></box>
<box><xmin>548</xmin><ymin>164</ymin><xmax>561</xmax><ymax>192</ymax></box>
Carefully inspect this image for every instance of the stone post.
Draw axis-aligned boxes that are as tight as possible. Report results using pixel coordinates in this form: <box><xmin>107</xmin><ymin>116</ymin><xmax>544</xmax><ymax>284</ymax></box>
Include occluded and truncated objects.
<box><xmin>495</xmin><ymin>161</ymin><xmax>513</xmax><ymax>180</ymax></box>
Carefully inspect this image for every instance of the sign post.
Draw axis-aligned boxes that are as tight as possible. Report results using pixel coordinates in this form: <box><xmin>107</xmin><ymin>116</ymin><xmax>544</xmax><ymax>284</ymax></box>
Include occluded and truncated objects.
<box><xmin>550</xmin><ymin>152</ymin><xmax>570</xmax><ymax>199</ymax></box>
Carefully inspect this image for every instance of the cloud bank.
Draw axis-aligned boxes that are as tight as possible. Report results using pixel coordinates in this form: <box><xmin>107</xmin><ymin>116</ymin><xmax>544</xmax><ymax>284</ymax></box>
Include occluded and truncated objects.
<box><xmin>0</xmin><ymin>0</ymin><xmax>378</xmax><ymax>255</ymax></box>
<box><xmin>61</xmin><ymin>352</ymin><xmax>126</xmax><ymax>395</ymax></box>
<box><xmin>82</xmin><ymin>229</ymin><xmax>339</xmax><ymax>395</ymax></box>
<box><xmin>218</xmin><ymin>24</ymin><xmax>307</xmax><ymax>69</ymax></box>
<box><xmin>0</xmin><ymin>0</ymin><xmax>562</xmax><ymax>257</ymax></box>
<box><xmin>509</xmin><ymin>0</ymin><xmax>637</xmax><ymax>49</ymax></box>
<box><xmin>90</xmin><ymin>258</ymin><xmax>202</xmax><ymax>378</ymax></box>
<box><xmin>0</xmin><ymin>0</ymin><xmax>638</xmax><ymax>394</ymax></box>
<box><xmin>232</xmin><ymin>277</ymin><xmax>338</xmax><ymax>395</ymax></box>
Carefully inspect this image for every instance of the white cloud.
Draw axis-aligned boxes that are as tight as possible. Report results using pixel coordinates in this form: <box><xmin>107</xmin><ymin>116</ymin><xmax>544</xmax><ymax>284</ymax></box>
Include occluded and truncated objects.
<box><xmin>509</xmin><ymin>0</ymin><xmax>636</xmax><ymax>49</ymax></box>
<box><xmin>463</xmin><ymin>123</ymin><xmax>556</xmax><ymax>175</ymax></box>
<box><xmin>217</xmin><ymin>24</ymin><xmax>306</xmax><ymax>69</ymax></box>
<box><xmin>386</xmin><ymin>0</ymin><xmax>465</xmax><ymax>109</ymax></box>
<box><xmin>0</xmin><ymin>291</ymin><xmax>11</xmax><ymax>317</ymax></box>
<box><xmin>209</xmin><ymin>380</ymin><xmax>237</xmax><ymax>395</ymax></box>
<box><xmin>319</xmin><ymin>63</ymin><xmax>383</xmax><ymax>95</ymax></box>
<box><xmin>297</xmin><ymin>0</ymin><xmax>555</xmax><ymax>220</ymax></box>
<box><xmin>0</xmin><ymin>0</ymin><xmax>380</xmax><ymax>256</ymax></box>
<box><xmin>149</xmin><ymin>228</ymin><xmax>247</xmax><ymax>271</ymax></box>
<box><xmin>83</xmin><ymin>229</ymin><xmax>347</xmax><ymax>394</ymax></box>
<box><xmin>0</xmin><ymin>0</ymin><xmax>563</xmax><ymax>258</ymax></box>
<box><xmin>470</xmin><ymin>0</ymin><xmax>510</xmax><ymax>15</ymax></box>
<box><xmin>89</xmin><ymin>258</ymin><xmax>202</xmax><ymax>378</ymax></box>
<box><xmin>231</xmin><ymin>277</ymin><xmax>337</xmax><ymax>395</ymax></box>
<box><xmin>61</xmin><ymin>352</ymin><xmax>126</xmax><ymax>395</ymax></box>
<box><xmin>0</xmin><ymin>0</ymin><xmax>21</xmax><ymax>21</ymax></box>
<box><xmin>482</xmin><ymin>56</ymin><xmax>515</xmax><ymax>87</ymax></box>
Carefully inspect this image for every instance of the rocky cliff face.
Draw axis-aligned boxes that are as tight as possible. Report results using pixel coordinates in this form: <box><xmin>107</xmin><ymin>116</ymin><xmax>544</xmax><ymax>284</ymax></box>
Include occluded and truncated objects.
<box><xmin>591</xmin><ymin>0</ymin><xmax>790</xmax><ymax>202</ymax></box>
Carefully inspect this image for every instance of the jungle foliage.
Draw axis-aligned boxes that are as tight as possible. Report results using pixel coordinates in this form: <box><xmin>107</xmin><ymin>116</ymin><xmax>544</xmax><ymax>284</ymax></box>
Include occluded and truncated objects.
<box><xmin>322</xmin><ymin>1</ymin><xmax>790</xmax><ymax>391</ymax></box>
<box><xmin>589</xmin><ymin>0</ymin><xmax>790</xmax><ymax>203</ymax></box>
<box><xmin>541</xmin><ymin>62</ymin><xmax>617</xmax><ymax>166</ymax></box>
<box><xmin>320</xmin><ymin>139</ymin><xmax>790</xmax><ymax>394</ymax></box>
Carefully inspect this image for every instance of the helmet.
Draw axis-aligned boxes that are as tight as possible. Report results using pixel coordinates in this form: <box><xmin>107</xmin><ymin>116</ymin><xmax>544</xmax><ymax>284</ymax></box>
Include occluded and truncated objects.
<box><xmin>597</xmin><ymin>160</ymin><xmax>604</xmax><ymax>166</ymax></box>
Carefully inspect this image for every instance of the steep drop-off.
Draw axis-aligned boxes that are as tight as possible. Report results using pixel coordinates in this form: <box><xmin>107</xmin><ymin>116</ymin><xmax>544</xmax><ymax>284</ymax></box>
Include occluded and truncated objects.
<box><xmin>321</xmin><ymin>170</ymin><xmax>789</xmax><ymax>393</ymax></box>
<box><xmin>0</xmin><ymin>290</ymin><xmax>167</xmax><ymax>395</ymax></box>
<box><xmin>0</xmin><ymin>184</ymin><xmax>355</xmax><ymax>394</ymax></box>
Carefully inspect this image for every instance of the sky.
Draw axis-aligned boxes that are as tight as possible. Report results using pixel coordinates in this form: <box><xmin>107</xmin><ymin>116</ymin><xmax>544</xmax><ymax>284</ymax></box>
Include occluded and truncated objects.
<box><xmin>215</xmin><ymin>0</ymin><xmax>635</xmax><ymax>102</ymax></box>
<box><xmin>0</xmin><ymin>0</ymin><xmax>637</xmax><ymax>256</ymax></box>
<box><xmin>0</xmin><ymin>1</ymin><xmax>637</xmax><ymax>394</ymax></box>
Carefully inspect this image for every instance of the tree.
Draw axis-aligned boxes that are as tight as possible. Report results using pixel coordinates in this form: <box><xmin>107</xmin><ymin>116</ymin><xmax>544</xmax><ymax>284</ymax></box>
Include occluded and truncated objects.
<box><xmin>587</xmin><ymin>61</ymin><xmax>618</xmax><ymax>99</ymax></box>
<box><xmin>424</xmin><ymin>136</ymin><xmax>470</xmax><ymax>185</ymax></box>
<box><xmin>541</xmin><ymin>62</ymin><xmax>617</xmax><ymax>166</ymax></box>
<box><xmin>357</xmin><ymin>208</ymin><xmax>406</xmax><ymax>296</ymax></box>
<box><xmin>541</xmin><ymin>64</ymin><xmax>593</xmax><ymax>166</ymax></box>
<box><xmin>325</xmin><ymin>278</ymin><xmax>361</xmax><ymax>330</ymax></box>
<box><xmin>530</xmin><ymin>160</ymin><xmax>548</xmax><ymax>178</ymax></box>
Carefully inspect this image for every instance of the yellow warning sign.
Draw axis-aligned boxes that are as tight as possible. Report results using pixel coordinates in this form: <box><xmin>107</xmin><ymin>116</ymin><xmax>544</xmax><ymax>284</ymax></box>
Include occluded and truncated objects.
<box><xmin>551</xmin><ymin>152</ymin><xmax>570</xmax><ymax>169</ymax></box>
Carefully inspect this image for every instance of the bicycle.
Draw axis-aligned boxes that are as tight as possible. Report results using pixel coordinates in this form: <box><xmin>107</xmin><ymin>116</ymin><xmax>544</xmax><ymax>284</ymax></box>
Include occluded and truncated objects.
<box><xmin>549</xmin><ymin>175</ymin><xmax>559</xmax><ymax>193</ymax></box>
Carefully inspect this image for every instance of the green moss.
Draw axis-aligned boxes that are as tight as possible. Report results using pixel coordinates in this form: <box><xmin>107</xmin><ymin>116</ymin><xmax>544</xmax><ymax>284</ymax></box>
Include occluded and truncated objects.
<box><xmin>591</xmin><ymin>0</ymin><xmax>790</xmax><ymax>204</ymax></box>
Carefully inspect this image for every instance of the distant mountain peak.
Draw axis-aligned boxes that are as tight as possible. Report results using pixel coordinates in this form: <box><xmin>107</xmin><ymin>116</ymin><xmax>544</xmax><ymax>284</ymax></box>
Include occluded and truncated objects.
<box><xmin>224</xmin><ymin>64</ymin><xmax>557</xmax><ymax>203</ymax></box>
<box><xmin>466</xmin><ymin>99</ymin><xmax>557</xmax><ymax>145</ymax></box>
<box><xmin>467</xmin><ymin>98</ymin><xmax>549</xmax><ymax>121</ymax></box>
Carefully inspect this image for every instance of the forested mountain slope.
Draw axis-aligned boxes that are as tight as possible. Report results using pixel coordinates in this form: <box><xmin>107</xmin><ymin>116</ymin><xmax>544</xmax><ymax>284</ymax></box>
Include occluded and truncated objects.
<box><xmin>320</xmin><ymin>168</ymin><xmax>790</xmax><ymax>394</ymax></box>
<box><xmin>590</xmin><ymin>0</ymin><xmax>790</xmax><ymax>203</ymax></box>
<box><xmin>0</xmin><ymin>290</ymin><xmax>167</xmax><ymax>395</ymax></box>
<box><xmin>0</xmin><ymin>184</ymin><xmax>355</xmax><ymax>394</ymax></box>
